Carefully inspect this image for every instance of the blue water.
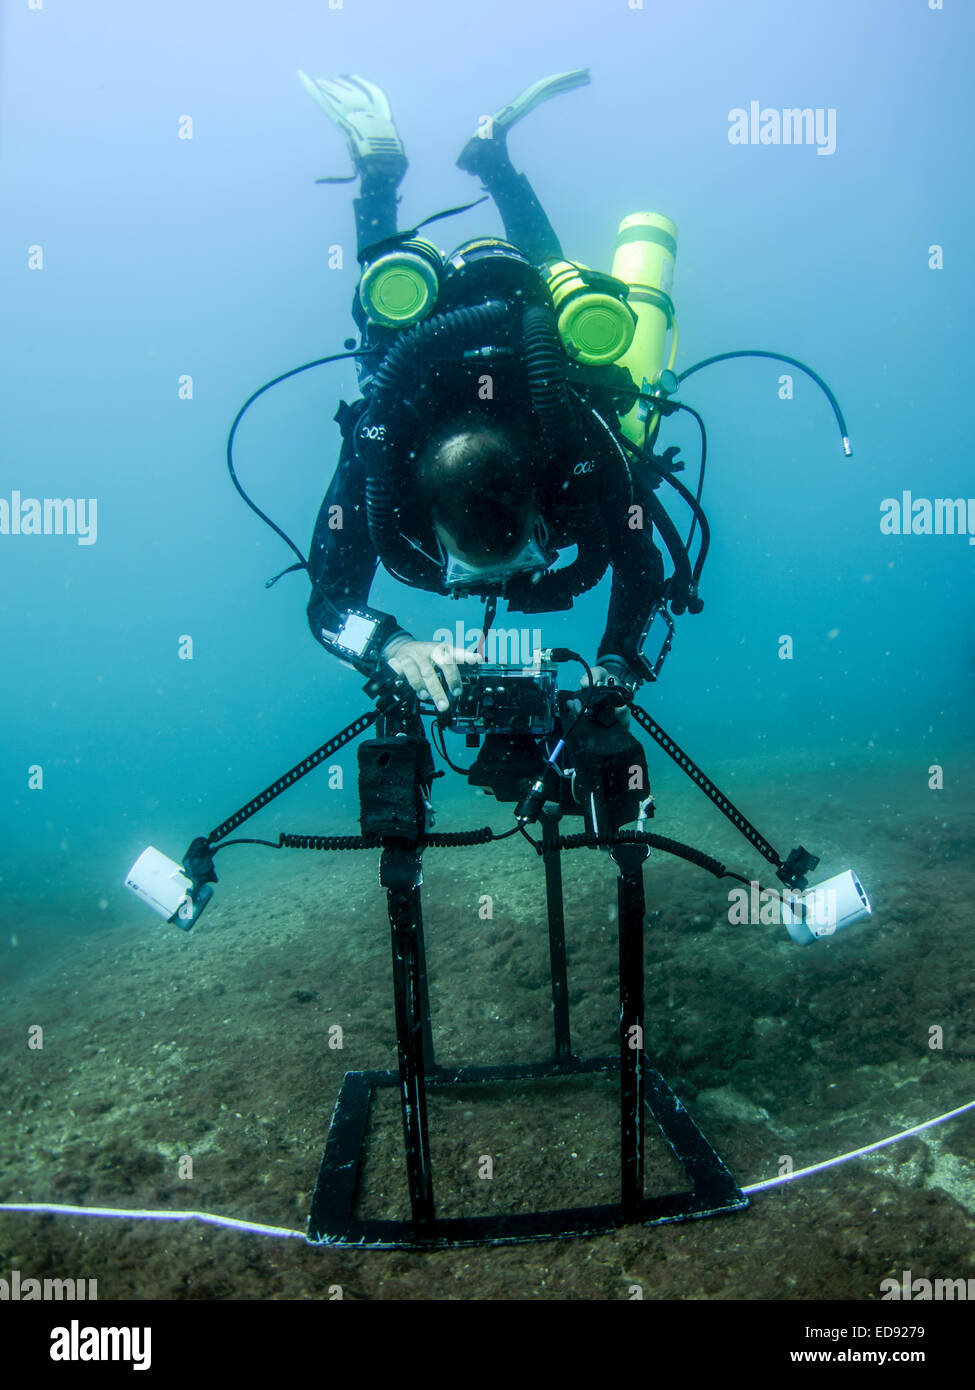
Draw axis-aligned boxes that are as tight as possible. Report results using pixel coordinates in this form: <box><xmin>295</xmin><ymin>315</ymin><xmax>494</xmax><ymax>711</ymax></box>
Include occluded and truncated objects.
<box><xmin>3</xmin><ymin>1</ymin><xmax>972</xmax><ymax>931</ymax></box>
<box><xmin>1</xmin><ymin>0</ymin><xmax>974</xmax><ymax>1305</ymax></box>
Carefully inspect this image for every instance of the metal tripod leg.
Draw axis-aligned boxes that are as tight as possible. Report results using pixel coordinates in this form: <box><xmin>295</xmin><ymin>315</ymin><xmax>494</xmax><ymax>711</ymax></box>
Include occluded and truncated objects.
<box><xmin>611</xmin><ymin>841</ymin><xmax>651</xmax><ymax>1220</ymax></box>
<box><xmin>382</xmin><ymin>845</ymin><xmax>435</xmax><ymax>1233</ymax></box>
<box><xmin>307</xmin><ymin>687</ymin><xmax>749</xmax><ymax>1248</ymax></box>
<box><xmin>540</xmin><ymin>806</ymin><xmax>572</xmax><ymax>1061</ymax></box>
<box><xmin>412</xmin><ymin>879</ymin><xmax>436</xmax><ymax>1073</ymax></box>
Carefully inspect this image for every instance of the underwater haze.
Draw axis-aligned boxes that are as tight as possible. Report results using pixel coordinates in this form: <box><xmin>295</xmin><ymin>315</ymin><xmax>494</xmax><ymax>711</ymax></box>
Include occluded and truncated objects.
<box><xmin>2</xmin><ymin>0</ymin><xmax>974</xmax><ymax>1311</ymax></box>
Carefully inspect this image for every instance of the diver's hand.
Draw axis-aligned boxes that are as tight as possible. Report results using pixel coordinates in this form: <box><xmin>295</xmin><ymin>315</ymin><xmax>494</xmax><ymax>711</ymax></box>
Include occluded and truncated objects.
<box><xmin>567</xmin><ymin>666</ymin><xmax>631</xmax><ymax>726</ymax></box>
<box><xmin>385</xmin><ymin>640</ymin><xmax>482</xmax><ymax>712</ymax></box>
<box><xmin>585</xmin><ymin>665</ymin><xmax>623</xmax><ymax>690</ymax></box>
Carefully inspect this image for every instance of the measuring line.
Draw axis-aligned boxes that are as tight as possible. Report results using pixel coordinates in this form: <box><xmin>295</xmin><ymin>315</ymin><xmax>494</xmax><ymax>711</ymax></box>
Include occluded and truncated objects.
<box><xmin>2</xmin><ymin>1097</ymin><xmax>972</xmax><ymax>1238</ymax></box>
<box><xmin>741</xmin><ymin>1097</ymin><xmax>975</xmax><ymax>1194</ymax></box>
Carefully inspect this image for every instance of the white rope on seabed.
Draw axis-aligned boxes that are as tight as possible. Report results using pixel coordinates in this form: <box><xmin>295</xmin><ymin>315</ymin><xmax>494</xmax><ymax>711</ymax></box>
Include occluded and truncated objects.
<box><xmin>740</xmin><ymin>1096</ymin><xmax>975</xmax><ymax>1194</ymax></box>
<box><xmin>2</xmin><ymin>1097</ymin><xmax>973</xmax><ymax>1240</ymax></box>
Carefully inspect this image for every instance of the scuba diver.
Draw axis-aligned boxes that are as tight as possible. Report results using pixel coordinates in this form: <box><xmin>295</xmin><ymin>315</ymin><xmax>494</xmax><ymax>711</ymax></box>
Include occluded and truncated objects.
<box><xmin>298</xmin><ymin>69</ymin><xmax>693</xmax><ymax>713</ymax></box>
<box><xmin>125</xmin><ymin>69</ymin><xmax>866</xmax><ymax>1254</ymax></box>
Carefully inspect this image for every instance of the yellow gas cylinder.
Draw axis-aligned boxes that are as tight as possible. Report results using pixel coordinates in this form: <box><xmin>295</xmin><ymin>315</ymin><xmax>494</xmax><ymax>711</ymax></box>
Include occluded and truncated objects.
<box><xmin>610</xmin><ymin>213</ymin><xmax>679</xmax><ymax>446</ymax></box>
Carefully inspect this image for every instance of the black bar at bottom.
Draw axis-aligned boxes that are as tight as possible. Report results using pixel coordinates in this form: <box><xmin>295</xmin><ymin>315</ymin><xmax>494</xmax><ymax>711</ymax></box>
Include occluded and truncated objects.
<box><xmin>307</xmin><ymin>1059</ymin><xmax>747</xmax><ymax>1249</ymax></box>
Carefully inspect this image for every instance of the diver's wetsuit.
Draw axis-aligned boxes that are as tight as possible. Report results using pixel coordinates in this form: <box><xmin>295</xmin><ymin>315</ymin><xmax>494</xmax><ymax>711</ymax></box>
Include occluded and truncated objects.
<box><xmin>306</xmin><ymin>146</ymin><xmax>667</xmax><ymax>681</ymax></box>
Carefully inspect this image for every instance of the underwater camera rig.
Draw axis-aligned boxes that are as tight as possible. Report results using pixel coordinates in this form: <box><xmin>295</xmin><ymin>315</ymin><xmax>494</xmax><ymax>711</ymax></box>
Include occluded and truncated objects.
<box><xmin>126</xmin><ymin>651</ymin><xmax>871</xmax><ymax>1249</ymax></box>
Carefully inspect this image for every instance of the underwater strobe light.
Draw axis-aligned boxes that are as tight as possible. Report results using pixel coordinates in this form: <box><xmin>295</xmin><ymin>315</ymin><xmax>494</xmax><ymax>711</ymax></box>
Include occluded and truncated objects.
<box><xmin>125</xmin><ymin>846</ymin><xmax>213</xmax><ymax>931</ymax></box>
<box><xmin>780</xmin><ymin>868</ymin><xmax>872</xmax><ymax>946</ymax></box>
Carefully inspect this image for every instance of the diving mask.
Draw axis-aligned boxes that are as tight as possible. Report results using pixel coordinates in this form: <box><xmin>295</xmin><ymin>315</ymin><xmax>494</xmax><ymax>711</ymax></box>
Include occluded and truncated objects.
<box><xmin>442</xmin><ymin>523</ymin><xmax>555</xmax><ymax>591</ymax></box>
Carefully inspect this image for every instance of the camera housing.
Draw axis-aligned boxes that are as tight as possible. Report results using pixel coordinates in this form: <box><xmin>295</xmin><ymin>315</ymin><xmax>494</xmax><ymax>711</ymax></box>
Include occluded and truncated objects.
<box><xmin>446</xmin><ymin>662</ymin><xmax>558</xmax><ymax>736</ymax></box>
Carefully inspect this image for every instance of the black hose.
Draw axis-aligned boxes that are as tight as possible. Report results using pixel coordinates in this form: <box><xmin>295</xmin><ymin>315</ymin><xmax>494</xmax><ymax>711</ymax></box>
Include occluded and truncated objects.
<box><xmin>671</xmin><ymin>400</ymin><xmax>708</xmax><ymax>565</ymax></box>
<box><xmin>510</xmin><ymin>305</ymin><xmax>614</xmax><ymax>607</ymax></box>
<box><xmin>361</xmin><ymin>299</ymin><xmax>512</xmax><ymax>472</ymax></box>
<box><xmin>676</xmin><ymin>349</ymin><xmax>852</xmax><ymax>455</ymax></box>
<box><xmin>226</xmin><ymin>348</ymin><xmax>380</xmax><ymax>571</ymax></box>
<box><xmin>359</xmin><ymin>300</ymin><xmax>514</xmax><ymax>584</ymax></box>
<box><xmin>364</xmin><ymin>476</ymin><xmax>448</xmax><ymax>591</ymax></box>
<box><xmin>503</xmin><ymin>498</ymin><xmax>610</xmax><ymax>612</ymax></box>
<box><xmin>579</xmin><ymin>383</ymin><xmax>710</xmax><ymax>584</ymax></box>
<box><xmin>554</xmin><ymin>829</ymin><xmax>729</xmax><ymax>878</ymax></box>
<box><xmin>370</xmin><ymin>301</ymin><xmax>511</xmax><ymax>410</ymax></box>
<box><xmin>644</xmin><ymin>488</ymin><xmax>694</xmax><ymax>615</ymax></box>
<box><xmin>520</xmin><ymin>303</ymin><xmax>572</xmax><ymax>437</ymax></box>
<box><xmin>618</xmin><ymin>428</ymin><xmax>710</xmax><ymax>594</ymax></box>
<box><xmin>361</xmin><ymin>296</ymin><xmax>606</xmax><ymax>603</ymax></box>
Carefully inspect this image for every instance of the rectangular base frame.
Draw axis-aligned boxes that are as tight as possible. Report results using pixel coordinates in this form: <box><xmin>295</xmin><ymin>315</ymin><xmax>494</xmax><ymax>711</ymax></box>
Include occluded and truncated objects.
<box><xmin>307</xmin><ymin>1056</ymin><xmax>748</xmax><ymax>1249</ymax></box>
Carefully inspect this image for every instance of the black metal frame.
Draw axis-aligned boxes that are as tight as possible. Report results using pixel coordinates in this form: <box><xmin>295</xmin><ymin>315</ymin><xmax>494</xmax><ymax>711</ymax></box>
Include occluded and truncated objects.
<box><xmin>307</xmin><ymin>789</ymin><xmax>748</xmax><ymax>1249</ymax></box>
<box><xmin>189</xmin><ymin>655</ymin><xmax>828</xmax><ymax>1250</ymax></box>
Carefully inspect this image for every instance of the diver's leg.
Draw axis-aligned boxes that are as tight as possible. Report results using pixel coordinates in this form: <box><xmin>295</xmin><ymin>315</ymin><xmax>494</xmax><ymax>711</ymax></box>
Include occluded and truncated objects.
<box><xmin>459</xmin><ymin>139</ymin><xmax>564</xmax><ymax>264</ymax></box>
<box><xmin>456</xmin><ymin>69</ymin><xmax>590</xmax><ymax>264</ymax></box>
<box><xmin>352</xmin><ymin>162</ymin><xmax>403</xmax><ymax>256</ymax></box>
<box><xmin>299</xmin><ymin>72</ymin><xmax>407</xmax><ymax>256</ymax></box>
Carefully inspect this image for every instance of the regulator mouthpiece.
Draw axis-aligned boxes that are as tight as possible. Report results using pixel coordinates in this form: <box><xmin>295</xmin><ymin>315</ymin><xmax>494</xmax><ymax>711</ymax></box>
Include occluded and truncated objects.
<box><xmin>125</xmin><ymin>846</ymin><xmax>213</xmax><ymax>931</ymax></box>
<box><xmin>781</xmin><ymin>868</ymin><xmax>871</xmax><ymax>946</ymax></box>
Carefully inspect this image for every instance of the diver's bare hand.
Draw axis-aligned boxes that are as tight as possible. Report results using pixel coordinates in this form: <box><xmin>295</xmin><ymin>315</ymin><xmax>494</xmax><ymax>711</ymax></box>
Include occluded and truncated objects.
<box><xmin>386</xmin><ymin>640</ymin><xmax>482</xmax><ymax>712</ymax></box>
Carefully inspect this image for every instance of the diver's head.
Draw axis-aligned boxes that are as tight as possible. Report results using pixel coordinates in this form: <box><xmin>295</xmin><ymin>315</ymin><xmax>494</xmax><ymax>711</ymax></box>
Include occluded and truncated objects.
<box><xmin>413</xmin><ymin>415</ymin><xmax>539</xmax><ymax>571</ymax></box>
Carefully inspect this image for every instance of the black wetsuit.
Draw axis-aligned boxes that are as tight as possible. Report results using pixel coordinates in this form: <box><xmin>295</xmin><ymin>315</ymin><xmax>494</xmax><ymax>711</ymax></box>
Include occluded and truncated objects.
<box><xmin>306</xmin><ymin>146</ymin><xmax>667</xmax><ymax>681</ymax></box>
